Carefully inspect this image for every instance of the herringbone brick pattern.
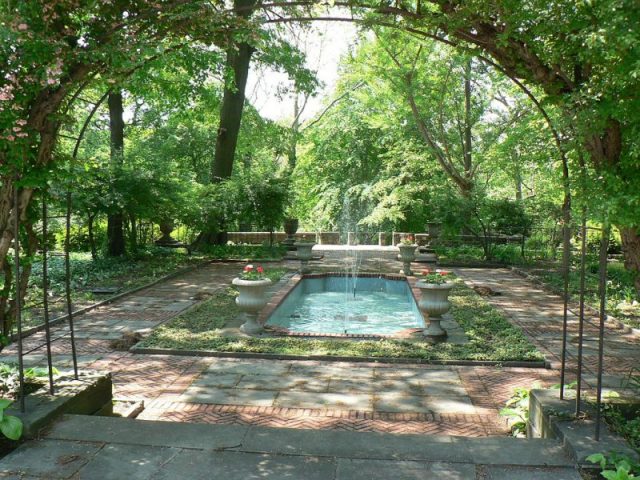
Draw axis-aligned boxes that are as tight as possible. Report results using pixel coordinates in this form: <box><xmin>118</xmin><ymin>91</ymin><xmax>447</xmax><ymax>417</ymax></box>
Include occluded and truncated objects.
<box><xmin>138</xmin><ymin>401</ymin><xmax>508</xmax><ymax>436</ymax></box>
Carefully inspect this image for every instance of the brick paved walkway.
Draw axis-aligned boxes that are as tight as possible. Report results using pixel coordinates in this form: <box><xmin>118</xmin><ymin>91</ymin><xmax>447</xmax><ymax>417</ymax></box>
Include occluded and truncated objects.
<box><xmin>457</xmin><ymin>267</ymin><xmax>640</xmax><ymax>394</ymax></box>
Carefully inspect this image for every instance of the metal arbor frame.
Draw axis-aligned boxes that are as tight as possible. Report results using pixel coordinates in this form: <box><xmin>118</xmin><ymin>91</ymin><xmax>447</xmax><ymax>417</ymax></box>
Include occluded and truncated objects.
<box><xmin>12</xmin><ymin>92</ymin><xmax>109</xmax><ymax>413</ymax></box>
<box><xmin>558</xmin><ymin>215</ymin><xmax>611</xmax><ymax>441</ymax></box>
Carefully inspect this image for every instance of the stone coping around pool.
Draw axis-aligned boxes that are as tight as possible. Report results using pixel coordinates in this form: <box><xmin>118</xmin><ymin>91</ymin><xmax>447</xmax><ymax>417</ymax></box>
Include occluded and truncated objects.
<box><xmin>528</xmin><ymin>388</ymin><xmax>639</xmax><ymax>467</ymax></box>
<box><xmin>6</xmin><ymin>371</ymin><xmax>112</xmax><ymax>439</ymax></box>
<box><xmin>130</xmin><ymin>346</ymin><xmax>549</xmax><ymax>368</ymax></box>
<box><xmin>257</xmin><ymin>272</ymin><xmax>425</xmax><ymax>340</ymax></box>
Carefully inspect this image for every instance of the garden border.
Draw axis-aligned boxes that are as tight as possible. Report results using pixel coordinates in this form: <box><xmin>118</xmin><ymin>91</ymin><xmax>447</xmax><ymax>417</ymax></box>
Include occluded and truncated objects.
<box><xmin>130</xmin><ymin>345</ymin><xmax>549</xmax><ymax>368</ymax></box>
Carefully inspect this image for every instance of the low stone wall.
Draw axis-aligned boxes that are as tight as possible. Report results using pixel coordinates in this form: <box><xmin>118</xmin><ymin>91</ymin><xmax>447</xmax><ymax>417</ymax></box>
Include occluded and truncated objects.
<box><xmin>8</xmin><ymin>372</ymin><xmax>113</xmax><ymax>438</ymax></box>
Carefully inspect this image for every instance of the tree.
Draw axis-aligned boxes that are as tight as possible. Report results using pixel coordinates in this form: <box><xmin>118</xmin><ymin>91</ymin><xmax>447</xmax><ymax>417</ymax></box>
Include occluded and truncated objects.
<box><xmin>107</xmin><ymin>91</ymin><xmax>126</xmax><ymax>256</ymax></box>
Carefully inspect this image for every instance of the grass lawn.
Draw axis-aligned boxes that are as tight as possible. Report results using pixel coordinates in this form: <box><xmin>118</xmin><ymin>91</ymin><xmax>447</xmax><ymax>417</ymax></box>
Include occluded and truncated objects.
<box><xmin>139</xmin><ymin>278</ymin><xmax>544</xmax><ymax>362</ymax></box>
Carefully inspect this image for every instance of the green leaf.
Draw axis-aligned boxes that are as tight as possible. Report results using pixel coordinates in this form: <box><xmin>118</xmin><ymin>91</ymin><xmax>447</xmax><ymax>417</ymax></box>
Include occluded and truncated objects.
<box><xmin>587</xmin><ymin>453</ymin><xmax>607</xmax><ymax>470</ymax></box>
<box><xmin>0</xmin><ymin>415</ymin><xmax>23</xmax><ymax>441</ymax></box>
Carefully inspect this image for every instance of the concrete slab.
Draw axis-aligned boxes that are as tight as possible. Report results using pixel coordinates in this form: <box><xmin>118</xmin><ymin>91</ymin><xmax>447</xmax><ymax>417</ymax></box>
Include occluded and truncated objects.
<box><xmin>155</xmin><ymin>450</ymin><xmax>336</xmax><ymax>480</ymax></box>
<box><xmin>240</xmin><ymin>427</ymin><xmax>471</xmax><ymax>463</ymax></box>
<box><xmin>374</xmin><ymin>392</ymin><xmax>477</xmax><ymax>414</ymax></box>
<box><xmin>205</xmin><ymin>360</ymin><xmax>291</xmax><ymax>376</ymax></box>
<box><xmin>47</xmin><ymin>415</ymin><xmax>248</xmax><ymax>450</ymax></box>
<box><xmin>236</xmin><ymin>374</ymin><xmax>330</xmax><ymax>392</ymax></box>
<box><xmin>0</xmin><ymin>439</ymin><xmax>102</xmax><ymax>478</ymax></box>
<box><xmin>484</xmin><ymin>466</ymin><xmax>582</xmax><ymax>479</ymax></box>
<box><xmin>336</xmin><ymin>459</ymin><xmax>476</xmax><ymax>480</ymax></box>
<box><xmin>463</xmin><ymin>437</ymin><xmax>572</xmax><ymax>466</ymax></box>
<box><xmin>275</xmin><ymin>391</ymin><xmax>373</xmax><ymax>410</ymax></box>
<box><xmin>180</xmin><ymin>386</ymin><xmax>277</xmax><ymax>406</ymax></box>
<box><xmin>190</xmin><ymin>373</ymin><xmax>242</xmax><ymax>388</ymax></box>
<box><xmin>76</xmin><ymin>444</ymin><xmax>179</xmax><ymax>480</ymax></box>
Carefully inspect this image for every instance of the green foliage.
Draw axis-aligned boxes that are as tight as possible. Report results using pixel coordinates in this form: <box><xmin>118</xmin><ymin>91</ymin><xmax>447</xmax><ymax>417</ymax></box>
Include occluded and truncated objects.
<box><xmin>197</xmin><ymin>245</ymin><xmax>286</xmax><ymax>260</ymax></box>
<box><xmin>587</xmin><ymin>452</ymin><xmax>640</xmax><ymax>480</ymax></box>
<box><xmin>499</xmin><ymin>385</ymin><xmax>538</xmax><ymax>436</ymax></box>
<box><xmin>0</xmin><ymin>400</ymin><xmax>22</xmax><ymax>441</ymax></box>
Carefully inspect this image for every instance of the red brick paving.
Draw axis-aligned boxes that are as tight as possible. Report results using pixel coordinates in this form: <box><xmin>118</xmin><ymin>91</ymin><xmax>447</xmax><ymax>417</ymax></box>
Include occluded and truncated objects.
<box><xmin>138</xmin><ymin>401</ymin><xmax>508</xmax><ymax>437</ymax></box>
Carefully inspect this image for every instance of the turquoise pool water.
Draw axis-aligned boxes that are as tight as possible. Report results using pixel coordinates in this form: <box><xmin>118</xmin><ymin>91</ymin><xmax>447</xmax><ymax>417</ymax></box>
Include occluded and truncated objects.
<box><xmin>266</xmin><ymin>276</ymin><xmax>423</xmax><ymax>335</ymax></box>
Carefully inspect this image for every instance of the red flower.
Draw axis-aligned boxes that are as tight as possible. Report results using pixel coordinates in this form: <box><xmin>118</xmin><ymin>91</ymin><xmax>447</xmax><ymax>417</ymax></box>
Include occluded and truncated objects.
<box><xmin>422</xmin><ymin>269</ymin><xmax>431</xmax><ymax>275</ymax></box>
<box><xmin>243</xmin><ymin>265</ymin><xmax>254</xmax><ymax>272</ymax></box>
<box><xmin>257</xmin><ymin>266</ymin><xmax>264</xmax><ymax>273</ymax></box>
<box><xmin>439</xmin><ymin>270</ymin><xmax>450</xmax><ymax>276</ymax></box>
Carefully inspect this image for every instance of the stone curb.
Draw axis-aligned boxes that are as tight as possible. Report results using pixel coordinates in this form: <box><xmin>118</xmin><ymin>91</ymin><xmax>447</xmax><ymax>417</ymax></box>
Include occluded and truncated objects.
<box><xmin>528</xmin><ymin>388</ymin><xmax>639</xmax><ymax>467</ymax></box>
<box><xmin>510</xmin><ymin>266</ymin><xmax>640</xmax><ymax>337</ymax></box>
<box><xmin>130</xmin><ymin>345</ymin><xmax>548</xmax><ymax>368</ymax></box>
<box><xmin>13</xmin><ymin>259</ymin><xmax>216</xmax><ymax>342</ymax></box>
<box><xmin>7</xmin><ymin>372</ymin><xmax>112</xmax><ymax>439</ymax></box>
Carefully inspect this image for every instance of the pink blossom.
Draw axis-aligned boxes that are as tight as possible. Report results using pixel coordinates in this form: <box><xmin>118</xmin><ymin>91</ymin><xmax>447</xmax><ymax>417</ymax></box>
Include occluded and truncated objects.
<box><xmin>17</xmin><ymin>119</ymin><xmax>27</xmax><ymax>126</ymax></box>
<box><xmin>12</xmin><ymin>126</ymin><xmax>21</xmax><ymax>132</ymax></box>
<box><xmin>16</xmin><ymin>132</ymin><xmax>28</xmax><ymax>138</ymax></box>
<box><xmin>7</xmin><ymin>135</ymin><xmax>15</xmax><ymax>141</ymax></box>
<box><xmin>47</xmin><ymin>78</ymin><xmax>57</xmax><ymax>85</ymax></box>
<box><xmin>17</xmin><ymin>24</ymin><xmax>28</xmax><ymax>31</ymax></box>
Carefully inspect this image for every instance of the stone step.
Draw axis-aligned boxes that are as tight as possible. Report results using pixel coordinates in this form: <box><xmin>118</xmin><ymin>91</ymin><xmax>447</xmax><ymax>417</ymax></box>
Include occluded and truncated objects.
<box><xmin>50</xmin><ymin>414</ymin><xmax>571</xmax><ymax>465</ymax></box>
<box><xmin>0</xmin><ymin>414</ymin><xmax>580</xmax><ymax>479</ymax></box>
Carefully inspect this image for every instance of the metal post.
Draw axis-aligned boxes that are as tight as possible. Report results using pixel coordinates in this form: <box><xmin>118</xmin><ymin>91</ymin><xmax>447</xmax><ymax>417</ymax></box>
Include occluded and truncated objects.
<box><xmin>41</xmin><ymin>193</ymin><xmax>55</xmax><ymax>395</ymax></box>
<box><xmin>595</xmin><ymin>222</ymin><xmax>610</xmax><ymax>440</ymax></box>
<box><xmin>13</xmin><ymin>178</ymin><xmax>25</xmax><ymax>412</ymax></box>
<box><xmin>575</xmin><ymin>213</ymin><xmax>588</xmax><ymax>416</ymax></box>
<box><xmin>64</xmin><ymin>190</ymin><xmax>79</xmax><ymax>379</ymax></box>
<box><xmin>560</xmin><ymin>222</ymin><xmax>571</xmax><ymax>399</ymax></box>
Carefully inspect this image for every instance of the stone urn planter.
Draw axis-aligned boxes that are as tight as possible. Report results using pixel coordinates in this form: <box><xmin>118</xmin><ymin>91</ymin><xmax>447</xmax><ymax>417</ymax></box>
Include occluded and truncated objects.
<box><xmin>415</xmin><ymin>281</ymin><xmax>454</xmax><ymax>341</ymax></box>
<box><xmin>294</xmin><ymin>241</ymin><xmax>316</xmax><ymax>274</ymax></box>
<box><xmin>397</xmin><ymin>244</ymin><xmax>417</xmax><ymax>275</ymax></box>
<box><xmin>232</xmin><ymin>278</ymin><xmax>272</xmax><ymax>334</ymax></box>
<box><xmin>156</xmin><ymin>220</ymin><xmax>178</xmax><ymax>245</ymax></box>
<box><xmin>282</xmin><ymin>218</ymin><xmax>299</xmax><ymax>250</ymax></box>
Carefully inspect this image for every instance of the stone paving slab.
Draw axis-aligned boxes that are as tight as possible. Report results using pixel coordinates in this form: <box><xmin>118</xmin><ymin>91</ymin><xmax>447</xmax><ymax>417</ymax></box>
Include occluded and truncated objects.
<box><xmin>275</xmin><ymin>391</ymin><xmax>374</xmax><ymax>410</ymax></box>
<box><xmin>179</xmin><ymin>387</ymin><xmax>279</xmax><ymax>406</ymax></box>
<box><xmin>75</xmin><ymin>443</ymin><xmax>178</xmax><ymax>480</ymax></box>
<box><xmin>0</xmin><ymin>439</ymin><xmax>103</xmax><ymax>478</ymax></box>
<box><xmin>483</xmin><ymin>466</ymin><xmax>582</xmax><ymax>479</ymax></box>
<box><xmin>47</xmin><ymin>415</ymin><xmax>248</xmax><ymax>450</ymax></box>
<box><xmin>156</xmin><ymin>450</ymin><xmax>337</xmax><ymax>480</ymax></box>
<box><xmin>374</xmin><ymin>392</ymin><xmax>477</xmax><ymax>414</ymax></box>
<box><xmin>336</xmin><ymin>458</ymin><xmax>477</xmax><ymax>480</ymax></box>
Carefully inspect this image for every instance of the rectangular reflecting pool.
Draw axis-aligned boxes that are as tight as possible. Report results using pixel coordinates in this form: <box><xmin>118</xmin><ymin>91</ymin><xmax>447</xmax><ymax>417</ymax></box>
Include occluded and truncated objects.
<box><xmin>266</xmin><ymin>275</ymin><xmax>424</xmax><ymax>336</ymax></box>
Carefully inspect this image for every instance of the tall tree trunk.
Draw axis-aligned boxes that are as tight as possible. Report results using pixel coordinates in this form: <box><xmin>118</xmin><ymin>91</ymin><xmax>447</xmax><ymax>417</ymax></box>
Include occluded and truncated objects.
<box><xmin>107</xmin><ymin>91</ymin><xmax>126</xmax><ymax>256</ymax></box>
<box><xmin>620</xmin><ymin>227</ymin><xmax>640</xmax><ymax>293</ymax></box>
<box><xmin>463</xmin><ymin>59</ymin><xmax>473</xmax><ymax>185</ymax></box>
<box><xmin>197</xmin><ymin>0</ymin><xmax>257</xmax><ymax>247</ymax></box>
<box><xmin>210</xmin><ymin>0</ymin><xmax>257</xmax><ymax>181</ymax></box>
<box><xmin>87</xmin><ymin>212</ymin><xmax>97</xmax><ymax>261</ymax></box>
